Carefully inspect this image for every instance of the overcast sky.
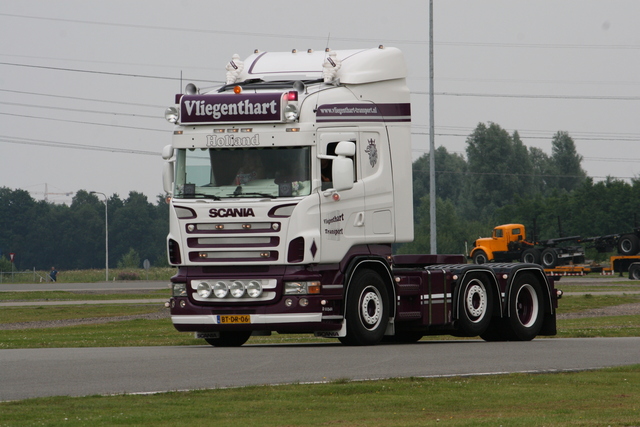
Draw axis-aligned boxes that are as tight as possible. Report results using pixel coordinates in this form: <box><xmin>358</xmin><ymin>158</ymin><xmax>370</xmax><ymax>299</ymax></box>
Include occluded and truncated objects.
<box><xmin>1</xmin><ymin>1</ymin><xmax>639</xmax><ymax>204</ymax></box>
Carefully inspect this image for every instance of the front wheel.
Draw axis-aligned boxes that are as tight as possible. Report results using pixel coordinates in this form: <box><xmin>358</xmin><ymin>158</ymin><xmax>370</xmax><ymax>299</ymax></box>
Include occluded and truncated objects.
<box><xmin>472</xmin><ymin>250</ymin><xmax>488</xmax><ymax>264</ymax></box>
<box><xmin>508</xmin><ymin>273</ymin><xmax>544</xmax><ymax>341</ymax></box>
<box><xmin>339</xmin><ymin>269</ymin><xmax>389</xmax><ymax>346</ymax></box>
<box><xmin>204</xmin><ymin>331</ymin><xmax>252</xmax><ymax>347</ymax></box>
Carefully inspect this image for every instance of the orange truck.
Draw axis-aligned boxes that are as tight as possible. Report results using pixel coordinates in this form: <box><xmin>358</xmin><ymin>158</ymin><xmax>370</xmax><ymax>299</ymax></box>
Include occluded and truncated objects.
<box><xmin>469</xmin><ymin>224</ymin><xmax>585</xmax><ymax>269</ymax></box>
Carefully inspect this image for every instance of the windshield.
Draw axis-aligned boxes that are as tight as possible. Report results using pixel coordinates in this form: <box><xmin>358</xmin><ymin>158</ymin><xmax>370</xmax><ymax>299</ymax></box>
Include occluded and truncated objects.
<box><xmin>173</xmin><ymin>147</ymin><xmax>311</xmax><ymax>199</ymax></box>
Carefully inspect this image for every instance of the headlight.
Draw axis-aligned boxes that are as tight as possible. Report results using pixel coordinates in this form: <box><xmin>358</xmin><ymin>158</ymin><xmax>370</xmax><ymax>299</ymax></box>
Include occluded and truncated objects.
<box><xmin>172</xmin><ymin>283</ymin><xmax>187</xmax><ymax>297</ymax></box>
<box><xmin>284</xmin><ymin>281</ymin><xmax>320</xmax><ymax>295</ymax></box>
<box><xmin>246</xmin><ymin>281</ymin><xmax>263</xmax><ymax>298</ymax></box>
<box><xmin>229</xmin><ymin>281</ymin><xmax>245</xmax><ymax>298</ymax></box>
<box><xmin>165</xmin><ymin>106</ymin><xmax>179</xmax><ymax>123</ymax></box>
<box><xmin>284</xmin><ymin>104</ymin><xmax>298</xmax><ymax>121</ymax></box>
<box><xmin>213</xmin><ymin>281</ymin><xmax>228</xmax><ymax>298</ymax></box>
<box><xmin>196</xmin><ymin>281</ymin><xmax>212</xmax><ymax>298</ymax></box>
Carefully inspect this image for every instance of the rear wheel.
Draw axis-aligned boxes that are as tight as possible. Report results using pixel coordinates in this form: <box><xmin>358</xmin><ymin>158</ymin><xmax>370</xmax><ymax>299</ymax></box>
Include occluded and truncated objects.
<box><xmin>629</xmin><ymin>263</ymin><xmax>640</xmax><ymax>280</ymax></box>
<box><xmin>617</xmin><ymin>234</ymin><xmax>640</xmax><ymax>255</ymax></box>
<box><xmin>521</xmin><ymin>248</ymin><xmax>541</xmax><ymax>264</ymax></box>
<box><xmin>472</xmin><ymin>250</ymin><xmax>488</xmax><ymax>264</ymax></box>
<box><xmin>541</xmin><ymin>248</ymin><xmax>558</xmax><ymax>269</ymax></box>
<box><xmin>204</xmin><ymin>331</ymin><xmax>252</xmax><ymax>347</ymax></box>
<box><xmin>339</xmin><ymin>269</ymin><xmax>389</xmax><ymax>346</ymax></box>
<box><xmin>507</xmin><ymin>273</ymin><xmax>544</xmax><ymax>341</ymax></box>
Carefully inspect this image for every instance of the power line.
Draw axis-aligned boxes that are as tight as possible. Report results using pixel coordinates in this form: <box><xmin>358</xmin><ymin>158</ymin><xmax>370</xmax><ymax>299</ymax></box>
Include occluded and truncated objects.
<box><xmin>0</xmin><ymin>89</ymin><xmax>162</xmax><ymax>109</ymax></box>
<box><xmin>3</xmin><ymin>12</ymin><xmax>640</xmax><ymax>51</ymax></box>
<box><xmin>0</xmin><ymin>112</ymin><xmax>166</xmax><ymax>133</ymax></box>
<box><xmin>0</xmin><ymin>52</ymin><xmax>217</xmax><ymax>73</ymax></box>
<box><xmin>413</xmin><ymin>91</ymin><xmax>640</xmax><ymax>101</ymax></box>
<box><xmin>0</xmin><ymin>135</ymin><xmax>159</xmax><ymax>156</ymax></box>
<box><xmin>0</xmin><ymin>101</ymin><xmax>160</xmax><ymax>120</ymax></box>
<box><xmin>0</xmin><ymin>61</ymin><xmax>222</xmax><ymax>85</ymax></box>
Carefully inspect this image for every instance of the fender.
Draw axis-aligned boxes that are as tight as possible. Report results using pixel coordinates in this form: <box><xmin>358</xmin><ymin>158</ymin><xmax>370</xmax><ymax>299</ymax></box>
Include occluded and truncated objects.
<box><xmin>504</xmin><ymin>266</ymin><xmax>555</xmax><ymax>317</ymax></box>
<box><xmin>451</xmin><ymin>266</ymin><xmax>503</xmax><ymax>320</ymax></box>
<box><xmin>470</xmin><ymin>245</ymin><xmax>495</xmax><ymax>261</ymax></box>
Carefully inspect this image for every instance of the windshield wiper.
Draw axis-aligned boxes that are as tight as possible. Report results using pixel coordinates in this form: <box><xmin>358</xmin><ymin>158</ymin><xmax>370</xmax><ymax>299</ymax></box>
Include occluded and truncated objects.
<box><xmin>184</xmin><ymin>193</ymin><xmax>221</xmax><ymax>200</ymax></box>
<box><xmin>228</xmin><ymin>191</ymin><xmax>274</xmax><ymax>198</ymax></box>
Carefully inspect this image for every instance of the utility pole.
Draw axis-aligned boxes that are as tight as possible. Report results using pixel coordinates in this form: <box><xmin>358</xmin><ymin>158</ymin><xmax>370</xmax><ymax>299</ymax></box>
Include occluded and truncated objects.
<box><xmin>90</xmin><ymin>191</ymin><xmax>109</xmax><ymax>282</ymax></box>
<box><xmin>429</xmin><ymin>0</ymin><xmax>437</xmax><ymax>254</ymax></box>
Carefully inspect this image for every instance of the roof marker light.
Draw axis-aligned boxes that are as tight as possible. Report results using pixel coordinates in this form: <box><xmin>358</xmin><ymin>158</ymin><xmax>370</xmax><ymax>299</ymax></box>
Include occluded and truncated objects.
<box><xmin>233</xmin><ymin>86</ymin><xmax>242</xmax><ymax>94</ymax></box>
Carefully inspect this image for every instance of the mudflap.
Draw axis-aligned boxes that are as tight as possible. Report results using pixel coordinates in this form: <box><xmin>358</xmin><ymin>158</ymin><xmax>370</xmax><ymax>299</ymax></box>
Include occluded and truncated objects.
<box><xmin>539</xmin><ymin>312</ymin><xmax>557</xmax><ymax>336</ymax></box>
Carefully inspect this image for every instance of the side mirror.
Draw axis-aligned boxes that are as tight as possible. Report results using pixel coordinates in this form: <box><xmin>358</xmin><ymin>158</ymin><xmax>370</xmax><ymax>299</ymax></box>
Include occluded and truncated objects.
<box><xmin>163</xmin><ymin>162</ymin><xmax>174</xmax><ymax>195</ymax></box>
<box><xmin>333</xmin><ymin>157</ymin><xmax>354</xmax><ymax>191</ymax></box>
<box><xmin>335</xmin><ymin>140</ymin><xmax>355</xmax><ymax>157</ymax></box>
<box><xmin>162</xmin><ymin>145</ymin><xmax>174</xmax><ymax>160</ymax></box>
<box><xmin>332</xmin><ymin>141</ymin><xmax>355</xmax><ymax>191</ymax></box>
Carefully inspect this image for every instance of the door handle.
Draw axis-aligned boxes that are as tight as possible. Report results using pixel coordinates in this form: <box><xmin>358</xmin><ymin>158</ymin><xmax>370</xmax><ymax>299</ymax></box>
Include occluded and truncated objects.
<box><xmin>354</xmin><ymin>212</ymin><xmax>365</xmax><ymax>227</ymax></box>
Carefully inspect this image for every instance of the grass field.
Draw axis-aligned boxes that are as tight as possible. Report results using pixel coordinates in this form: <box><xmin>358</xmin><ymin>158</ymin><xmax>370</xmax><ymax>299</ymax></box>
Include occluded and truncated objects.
<box><xmin>1</xmin><ymin>366</ymin><xmax>638</xmax><ymax>426</ymax></box>
<box><xmin>1</xmin><ymin>283</ymin><xmax>639</xmax><ymax>425</ymax></box>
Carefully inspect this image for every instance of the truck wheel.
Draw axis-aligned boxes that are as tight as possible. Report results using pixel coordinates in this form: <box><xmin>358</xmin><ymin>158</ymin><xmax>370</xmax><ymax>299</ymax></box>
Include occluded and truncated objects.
<box><xmin>507</xmin><ymin>273</ymin><xmax>544</xmax><ymax>341</ymax></box>
<box><xmin>617</xmin><ymin>234</ymin><xmax>640</xmax><ymax>255</ymax></box>
<box><xmin>629</xmin><ymin>263</ymin><xmax>640</xmax><ymax>280</ymax></box>
<box><xmin>472</xmin><ymin>250</ymin><xmax>488</xmax><ymax>264</ymax></box>
<box><xmin>339</xmin><ymin>269</ymin><xmax>389</xmax><ymax>346</ymax></box>
<box><xmin>521</xmin><ymin>248</ymin><xmax>541</xmax><ymax>264</ymax></box>
<box><xmin>541</xmin><ymin>248</ymin><xmax>558</xmax><ymax>269</ymax></box>
<box><xmin>457</xmin><ymin>273</ymin><xmax>493</xmax><ymax>336</ymax></box>
<box><xmin>204</xmin><ymin>331</ymin><xmax>252</xmax><ymax>347</ymax></box>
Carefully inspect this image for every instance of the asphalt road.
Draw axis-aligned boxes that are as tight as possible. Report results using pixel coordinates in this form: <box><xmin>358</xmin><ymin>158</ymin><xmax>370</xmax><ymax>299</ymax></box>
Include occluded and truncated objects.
<box><xmin>0</xmin><ymin>280</ymin><xmax>168</xmax><ymax>292</ymax></box>
<box><xmin>1</xmin><ymin>337</ymin><xmax>639</xmax><ymax>401</ymax></box>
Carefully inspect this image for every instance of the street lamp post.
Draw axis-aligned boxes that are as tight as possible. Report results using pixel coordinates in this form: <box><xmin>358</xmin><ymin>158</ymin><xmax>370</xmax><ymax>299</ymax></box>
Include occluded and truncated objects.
<box><xmin>90</xmin><ymin>191</ymin><xmax>109</xmax><ymax>281</ymax></box>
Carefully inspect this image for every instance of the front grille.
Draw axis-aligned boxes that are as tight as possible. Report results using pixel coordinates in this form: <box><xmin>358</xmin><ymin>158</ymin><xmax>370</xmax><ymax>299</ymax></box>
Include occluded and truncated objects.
<box><xmin>186</xmin><ymin>220</ymin><xmax>282</xmax><ymax>263</ymax></box>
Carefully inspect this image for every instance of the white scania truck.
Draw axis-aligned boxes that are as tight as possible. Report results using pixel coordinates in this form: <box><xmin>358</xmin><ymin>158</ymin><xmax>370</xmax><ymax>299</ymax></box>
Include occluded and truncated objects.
<box><xmin>163</xmin><ymin>46</ymin><xmax>558</xmax><ymax>346</ymax></box>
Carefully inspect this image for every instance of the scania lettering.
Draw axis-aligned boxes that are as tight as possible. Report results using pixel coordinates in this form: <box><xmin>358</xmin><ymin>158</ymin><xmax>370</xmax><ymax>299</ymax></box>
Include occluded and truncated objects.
<box><xmin>209</xmin><ymin>208</ymin><xmax>255</xmax><ymax>218</ymax></box>
<box><xmin>163</xmin><ymin>47</ymin><xmax>559</xmax><ymax>346</ymax></box>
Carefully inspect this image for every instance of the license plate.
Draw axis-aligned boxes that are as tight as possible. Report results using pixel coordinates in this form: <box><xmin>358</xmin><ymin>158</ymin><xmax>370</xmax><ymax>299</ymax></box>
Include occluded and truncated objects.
<box><xmin>218</xmin><ymin>315</ymin><xmax>251</xmax><ymax>324</ymax></box>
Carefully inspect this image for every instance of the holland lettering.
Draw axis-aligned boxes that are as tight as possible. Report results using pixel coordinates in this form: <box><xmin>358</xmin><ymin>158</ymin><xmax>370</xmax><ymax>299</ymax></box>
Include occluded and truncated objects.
<box><xmin>206</xmin><ymin>134</ymin><xmax>260</xmax><ymax>147</ymax></box>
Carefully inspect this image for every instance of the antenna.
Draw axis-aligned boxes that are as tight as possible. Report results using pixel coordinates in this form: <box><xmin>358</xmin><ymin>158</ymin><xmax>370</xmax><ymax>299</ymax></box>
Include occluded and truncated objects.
<box><xmin>325</xmin><ymin>32</ymin><xmax>331</xmax><ymax>52</ymax></box>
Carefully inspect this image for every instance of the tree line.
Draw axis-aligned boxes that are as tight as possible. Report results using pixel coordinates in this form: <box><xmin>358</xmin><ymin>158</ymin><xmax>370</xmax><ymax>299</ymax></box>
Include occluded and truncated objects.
<box><xmin>0</xmin><ymin>189</ymin><xmax>168</xmax><ymax>271</ymax></box>
<box><xmin>2</xmin><ymin>121</ymin><xmax>638</xmax><ymax>271</ymax></box>
<box><xmin>401</xmin><ymin>122</ymin><xmax>640</xmax><ymax>259</ymax></box>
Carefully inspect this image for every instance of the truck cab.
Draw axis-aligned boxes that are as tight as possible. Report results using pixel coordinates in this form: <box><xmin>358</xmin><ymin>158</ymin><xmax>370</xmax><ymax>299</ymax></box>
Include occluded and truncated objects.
<box><xmin>470</xmin><ymin>224</ymin><xmax>527</xmax><ymax>264</ymax></box>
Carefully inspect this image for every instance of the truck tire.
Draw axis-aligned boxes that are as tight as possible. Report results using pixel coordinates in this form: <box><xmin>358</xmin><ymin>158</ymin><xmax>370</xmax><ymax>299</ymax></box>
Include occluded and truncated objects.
<box><xmin>521</xmin><ymin>248</ymin><xmax>541</xmax><ymax>264</ymax></box>
<box><xmin>472</xmin><ymin>250</ymin><xmax>488</xmax><ymax>264</ymax></box>
<box><xmin>204</xmin><ymin>331</ymin><xmax>252</xmax><ymax>347</ymax></box>
<box><xmin>629</xmin><ymin>263</ymin><xmax>640</xmax><ymax>280</ymax></box>
<box><xmin>456</xmin><ymin>273</ymin><xmax>493</xmax><ymax>337</ymax></box>
<box><xmin>339</xmin><ymin>269</ymin><xmax>389</xmax><ymax>346</ymax></box>
<box><xmin>617</xmin><ymin>234</ymin><xmax>640</xmax><ymax>256</ymax></box>
<box><xmin>507</xmin><ymin>273</ymin><xmax>544</xmax><ymax>341</ymax></box>
<box><xmin>541</xmin><ymin>248</ymin><xmax>558</xmax><ymax>269</ymax></box>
